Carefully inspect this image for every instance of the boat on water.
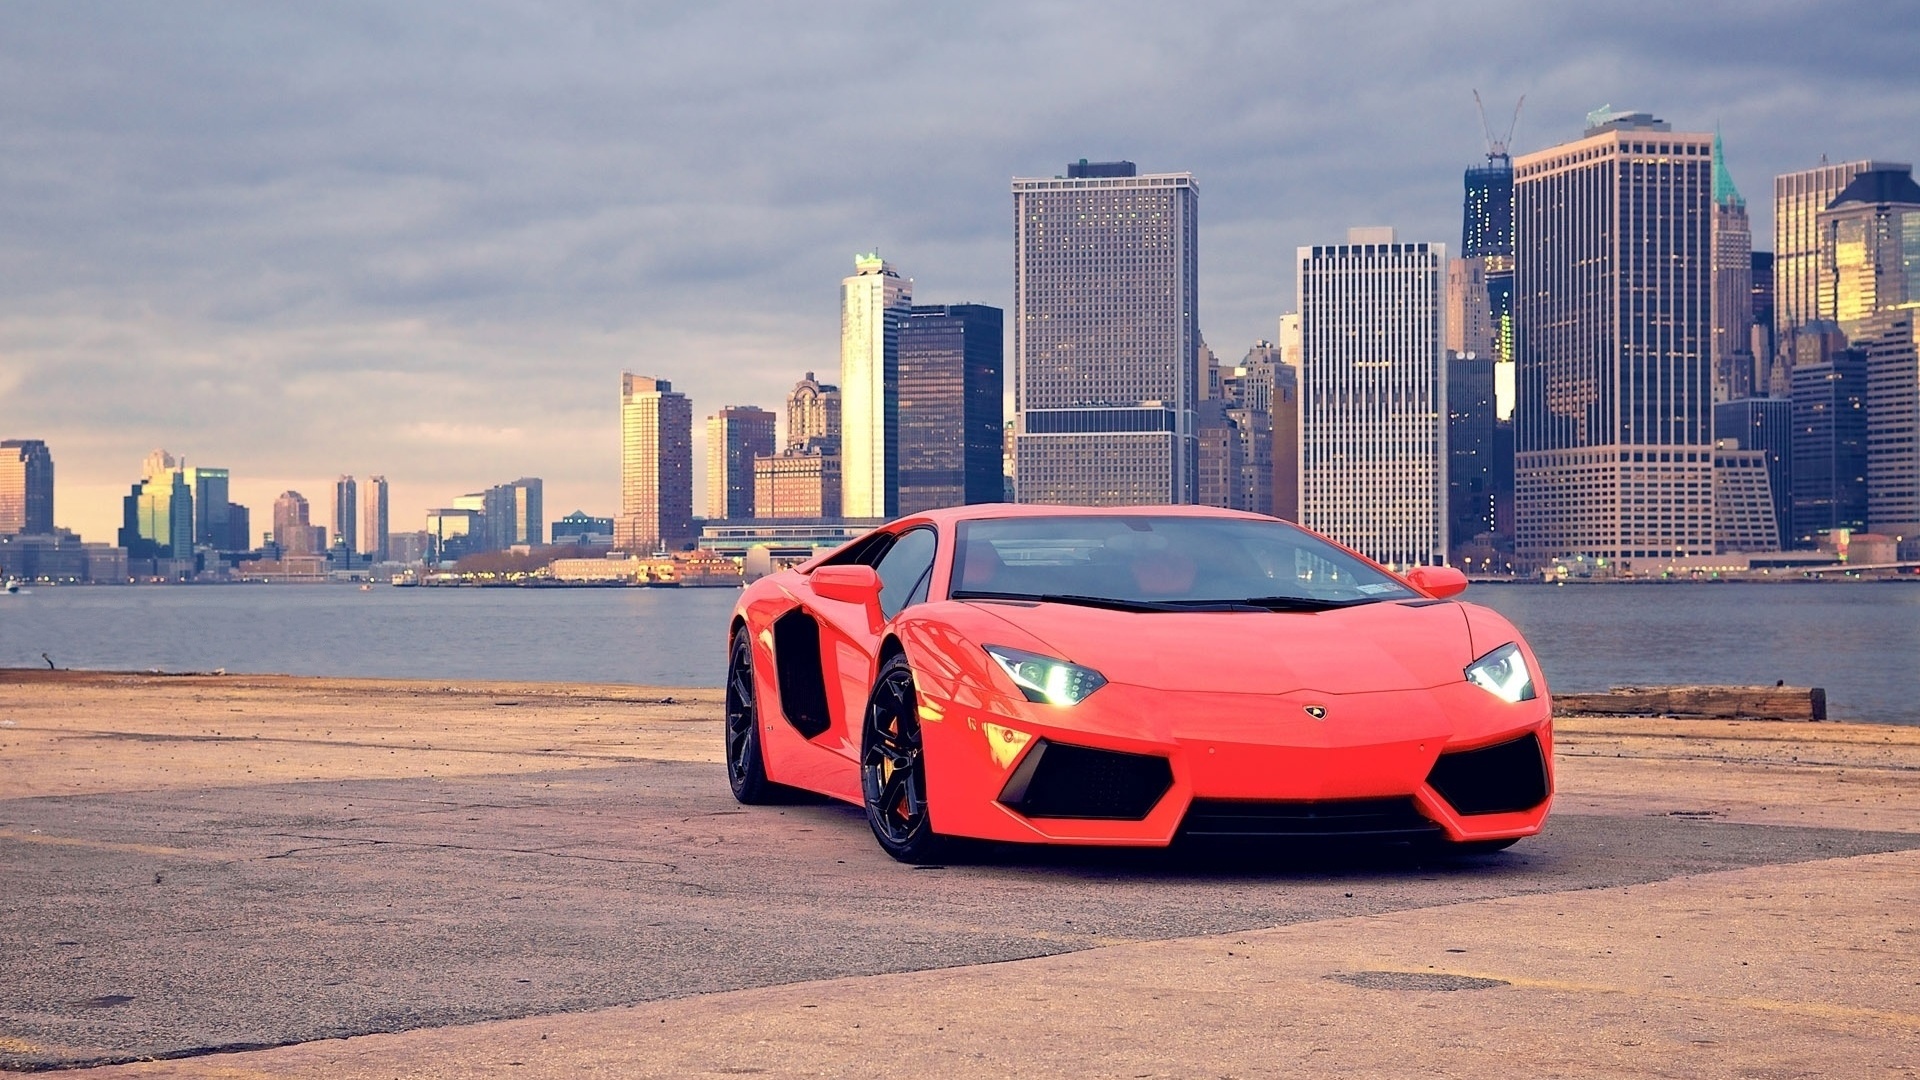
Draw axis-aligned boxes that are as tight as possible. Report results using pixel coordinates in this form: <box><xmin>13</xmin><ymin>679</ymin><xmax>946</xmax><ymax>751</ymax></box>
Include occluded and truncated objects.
<box><xmin>3</xmin><ymin>579</ymin><xmax>19</xmax><ymax>594</ymax></box>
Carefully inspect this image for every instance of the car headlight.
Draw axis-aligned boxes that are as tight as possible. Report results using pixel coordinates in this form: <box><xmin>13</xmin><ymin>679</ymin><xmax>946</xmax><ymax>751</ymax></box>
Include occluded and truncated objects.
<box><xmin>983</xmin><ymin>645</ymin><xmax>1107</xmax><ymax>706</ymax></box>
<box><xmin>1465</xmin><ymin>642</ymin><xmax>1536</xmax><ymax>703</ymax></box>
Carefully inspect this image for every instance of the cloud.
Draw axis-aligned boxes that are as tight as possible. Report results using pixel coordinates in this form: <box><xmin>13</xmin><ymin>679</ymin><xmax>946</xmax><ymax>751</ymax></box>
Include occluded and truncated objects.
<box><xmin>0</xmin><ymin>0</ymin><xmax>1914</xmax><ymax>540</ymax></box>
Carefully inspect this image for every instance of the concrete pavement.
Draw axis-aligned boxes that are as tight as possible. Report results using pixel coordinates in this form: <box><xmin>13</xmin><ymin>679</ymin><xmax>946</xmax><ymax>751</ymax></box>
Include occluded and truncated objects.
<box><xmin>3</xmin><ymin>671</ymin><xmax>1917</xmax><ymax>1077</ymax></box>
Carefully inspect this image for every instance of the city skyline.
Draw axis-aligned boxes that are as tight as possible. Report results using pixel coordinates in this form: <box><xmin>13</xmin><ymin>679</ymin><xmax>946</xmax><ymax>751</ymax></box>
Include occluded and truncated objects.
<box><xmin>5</xmin><ymin>4</ymin><xmax>1913</xmax><ymax>542</ymax></box>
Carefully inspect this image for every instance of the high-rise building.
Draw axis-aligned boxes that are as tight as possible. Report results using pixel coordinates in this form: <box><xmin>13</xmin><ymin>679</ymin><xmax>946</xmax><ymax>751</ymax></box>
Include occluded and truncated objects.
<box><xmin>1711</xmin><ymin>133</ymin><xmax>1756</xmax><ymax>402</ymax></box>
<box><xmin>333</xmin><ymin>476</ymin><xmax>358</xmax><ymax>556</ymax></box>
<box><xmin>1862</xmin><ymin>314</ymin><xmax>1920</xmax><ymax>538</ymax></box>
<box><xmin>1513</xmin><ymin>110</ymin><xmax>1715</xmax><ymax>569</ymax></box>
<box><xmin>0</xmin><ymin>439</ymin><xmax>53</xmax><ymax>536</ymax></box>
<box><xmin>706</xmin><ymin>407</ymin><xmax>777</xmax><ymax>521</ymax></box>
<box><xmin>484</xmin><ymin>478</ymin><xmax>544</xmax><ymax>549</ymax></box>
<box><xmin>1448</xmin><ymin>351</ymin><xmax>1498</xmax><ymax>553</ymax></box>
<box><xmin>1299</xmin><ymin>227</ymin><xmax>1448</xmax><ymax>567</ymax></box>
<box><xmin>1446</xmin><ymin>258</ymin><xmax>1495</xmax><ymax>359</ymax></box>
<box><xmin>119</xmin><ymin>450</ymin><xmax>195</xmax><ymax>560</ymax></box>
<box><xmin>1271</xmin><ymin>362</ymin><xmax>1300</xmax><ymax>521</ymax></box>
<box><xmin>272</xmin><ymin>490</ymin><xmax>323</xmax><ymax>556</ymax></box>
<box><xmin>1814</xmin><ymin>166</ymin><xmax>1920</xmax><ymax>335</ymax></box>
<box><xmin>1791</xmin><ymin>348</ymin><xmax>1870</xmax><ymax>544</ymax></box>
<box><xmin>1714</xmin><ymin>398</ymin><xmax>1793</xmax><ymax>546</ymax></box>
<box><xmin>1752</xmin><ymin>251</ymin><xmax>1780</xmax><ymax>395</ymax></box>
<box><xmin>1462</xmin><ymin>146</ymin><xmax>1517</xmax><ymax>420</ymax></box>
<box><xmin>363</xmin><ymin>476</ymin><xmax>390</xmax><ymax>562</ymax></box>
<box><xmin>617</xmin><ymin>373</ymin><xmax>693</xmax><ymax>553</ymax></box>
<box><xmin>785</xmin><ymin>372</ymin><xmax>841</xmax><ymax>452</ymax></box>
<box><xmin>1013</xmin><ymin>159</ymin><xmax>1200</xmax><ymax>505</ymax></box>
<box><xmin>897</xmin><ymin>303</ymin><xmax>1005</xmax><ymax>514</ymax></box>
<box><xmin>840</xmin><ymin>254</ymin><xmax>912</xmax><ymax>519</ymax></box>
<box><xmin>1774</xmin><ymin>158</ymin><xmax>1909</xmax><ymax>342</ymax></box>
<box><xmin>182</xmin><ymin>466</ymin><xmax>230</xmax><ymax>551</ymax></box>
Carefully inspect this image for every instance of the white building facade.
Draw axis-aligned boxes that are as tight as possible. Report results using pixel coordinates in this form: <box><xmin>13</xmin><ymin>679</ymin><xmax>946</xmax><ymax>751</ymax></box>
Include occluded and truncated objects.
<box><xmin>1298</xmin><ymin>227</ymin><xmax>1449</xmax><ymax>568</ymax></box>
<box><xmin>840</xmin><ymin>254</ymin><xmax>911</xmax><ymax>519</ymax></box>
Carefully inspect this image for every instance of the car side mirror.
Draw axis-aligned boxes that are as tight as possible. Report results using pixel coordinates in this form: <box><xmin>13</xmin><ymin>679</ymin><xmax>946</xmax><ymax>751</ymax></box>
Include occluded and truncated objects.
<box><xmin>1405</xmin><ymin>565</ymin><xmax>1468</xmax><ymax>599</ymax></box>
<box><xmin>811</xmin><ymin>564</ymin><xmax>884</xmax><ymax>609</ymax></box>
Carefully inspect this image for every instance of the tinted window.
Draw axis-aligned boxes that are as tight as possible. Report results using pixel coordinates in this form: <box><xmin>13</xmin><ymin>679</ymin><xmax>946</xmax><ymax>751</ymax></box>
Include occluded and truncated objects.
<box><xmin>874</xmin><ymin>528</ymin><xmax>938</xmax><ymax>619</ymax></box>
<box><xmin>951</xmin><ymin>516</ymin><xmax>1413</xmax><ymax>606</ymax></box>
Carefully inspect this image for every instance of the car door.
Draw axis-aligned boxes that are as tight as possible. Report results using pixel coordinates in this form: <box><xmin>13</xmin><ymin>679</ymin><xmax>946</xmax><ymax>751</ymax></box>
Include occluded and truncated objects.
<box><xmin>808</xmin><ymin>526</ymin><xmax>939</xmax><ymax>765</ymax></box>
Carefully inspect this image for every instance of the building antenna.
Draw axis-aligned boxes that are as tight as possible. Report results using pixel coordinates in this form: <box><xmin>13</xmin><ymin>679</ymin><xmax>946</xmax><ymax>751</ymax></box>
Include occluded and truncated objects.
<box><xmin>1473</xmin><ymin>90</ymin><xmax>1525</xmax><ymax>159</ymax></box>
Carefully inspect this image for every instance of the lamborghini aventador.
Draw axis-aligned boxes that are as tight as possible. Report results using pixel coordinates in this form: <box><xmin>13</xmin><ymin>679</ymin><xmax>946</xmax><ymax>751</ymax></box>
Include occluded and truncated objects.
<box><xmin>724</xmin><ymin>505</ymin><xmax>1552</xmax><ymax>862</ymax></box>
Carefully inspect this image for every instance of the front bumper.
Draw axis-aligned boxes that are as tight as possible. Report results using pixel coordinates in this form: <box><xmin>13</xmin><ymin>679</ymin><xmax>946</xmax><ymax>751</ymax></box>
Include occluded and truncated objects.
<box><xmin>916</xmin><ymin>677</ymin><xmax>1553</xmax><ymax>846</ymax></box>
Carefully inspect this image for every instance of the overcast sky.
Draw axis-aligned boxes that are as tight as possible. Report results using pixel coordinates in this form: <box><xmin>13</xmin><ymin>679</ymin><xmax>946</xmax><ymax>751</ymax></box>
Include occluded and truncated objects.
<box><xmin>4</xmin><ymin>1</ymin><xmax>1916</xmax><ymax>543</ymax></box>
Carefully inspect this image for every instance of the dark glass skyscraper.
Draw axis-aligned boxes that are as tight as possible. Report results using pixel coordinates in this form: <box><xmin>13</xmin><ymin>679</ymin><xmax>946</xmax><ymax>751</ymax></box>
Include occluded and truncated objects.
<box><xmin>1447</xmin><ymin>353</ymin><xmax>1497</xmax><ymax>550</ymax></box>
<box><xmin>1462</xmin><ymin>154</ymin><xmax>1516</xmax><ymax>374</ymax></box>
<box><xmin>1790</xmin><ymin>349</ymin><xmax>1869</xmax><ymax>544</ymax></box>
<box><xmin>898</xmin><ymin>303</ymin><xmax>1005</xmax><ymax>514</ymax></box>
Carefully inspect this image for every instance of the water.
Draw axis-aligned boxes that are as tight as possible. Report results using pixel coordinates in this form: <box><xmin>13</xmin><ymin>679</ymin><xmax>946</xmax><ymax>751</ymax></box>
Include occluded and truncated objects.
<box><xmin>2</xmin><ymin>582</ymin><xmax>1916</xmax><ymax>723</ymax></box>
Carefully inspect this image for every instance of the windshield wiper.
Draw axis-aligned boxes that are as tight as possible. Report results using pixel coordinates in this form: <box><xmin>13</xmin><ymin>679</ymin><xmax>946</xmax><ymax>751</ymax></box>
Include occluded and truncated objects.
<box><xmin>950</xmin><ymin>590</ymin><xmax>1201</xmax><ymax>614</ymax></box>
<box><xmin>1236</xmin><ymin>595</ymin><xmax>1382</xmax><ymax>612</ymax></box>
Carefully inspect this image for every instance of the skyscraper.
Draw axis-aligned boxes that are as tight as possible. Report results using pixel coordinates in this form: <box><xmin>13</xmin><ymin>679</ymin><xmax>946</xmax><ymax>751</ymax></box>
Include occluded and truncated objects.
<box><xmin>119</xmin><ymin>451</ymin><xmax>195</xmax><ymax>560</ymax></box>
<box><xmin>1462</xmin><ymin>144</ymin><xmax>1517</xmax><ymax>419</ymax></box>
<box><xmin>363</xmin><ymin>476</ymin><xmax>390</xmax><ymax>562</ymax></box>
<box><xmin>1791</xmin><ymin>349</ymin><xmax>1870</xmax><ymax>544</ymax></box>
<box><xmin>483</xmin><ymin>478</ymin><xmax>544</xmax><ymax>549</ymax></box>
<box><xmin>0</xmin><ymin>439</ymin><xmax>53</xmax><ymax>535</ymax></box>
<box><xmin>1711</xmin><ymin>133</ymin><xmax>1755</xmax><ymax>402</ymax></box>
<box><xmin>706</xmin><ymin>407</ymin><xmax>776</xmax><ymax>521</ymax></box>
<box><xmin>1013</xmin><ymin>159</ymin><xmax>1199</xmax><ymax>504</ymax></box>
<box><xmin>1448</xmin><ymin>351</ymin><xmax>1498</xmax><ymax>552</ymax></box>
<box><xmin>273</xmin><ymin>490</ymin><xmax>322</xmax><ymax>555</ymax></box>
<box><xmin>1513</xmin><ymin>110</ymin><xmax>1715</xmax><ymax>569</ymax></box>
<box><xmin>618</xmin><ymin>373</ymin><xmax>693</xmax><ymax>553</ymax></box>
<box><xmin>1815</xmin><ymin>165</ymin><xmax>1920</xmax><ymax>334</ymax></box>
<box><xmin>840</xmin><ymin>254</ymin><xmax>912</xmax><ymax>519</ymax></box>
<box><xmin>183</xmin><ymin>466</ymin><xmax>230</xmax><ymax>551</ymax></box>
<box><xmin>1299</xmin><ymin>228</ymin><xmax>1448</xmax><ymax>568</ymax></box>
<box><xmin>1751</xmin><ymin>251</ymin><xmax>1779</xmax><ymax>395</ymax></box>
<box><xmin>897</xmin><ymin>303</ymin><xmax>1005</xmax><ymax>514</ymax></box>
<box><xmin>1812</xmin><ymin>165</ymin><xmax>1920</xmax><ymax>539</ymax></box>
<box><xmin>785</xmin><ymin>372</ymin><xmax>841</xmax><ymax>452</ymax></box>
<box><xmin>333</xmin><ymin>476</ymin><xmax>358</xmax><ymax>556</ymax></box>
<box><xmin>1774</xmin><ymin>158</ymin><xmax>1910</xmax><ymax>342</ymax></box>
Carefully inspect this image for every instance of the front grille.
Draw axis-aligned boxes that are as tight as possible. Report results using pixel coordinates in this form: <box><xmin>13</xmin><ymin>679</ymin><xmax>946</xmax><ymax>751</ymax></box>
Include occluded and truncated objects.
<box><xmin>1426</xmin><ymin>731</ymin><xmax>1549</xmax><ymax>816</ymax></box>
<box><xmin>998</xmin><ymin>739</ymin><xmax>1173</xmax><ymax>820</ymax></box>
<box><xmin>1179</xmin><ymin>797</ymin><xmax>1441</xmax><ymax>840</ymax></box>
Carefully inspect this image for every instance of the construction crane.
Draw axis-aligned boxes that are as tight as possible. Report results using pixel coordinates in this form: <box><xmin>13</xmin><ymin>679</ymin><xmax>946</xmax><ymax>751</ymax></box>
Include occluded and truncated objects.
<box><xmin>1473</xmin><ymin>90</ymin><xmax>1525</xmax><ymax>160</ymax></box>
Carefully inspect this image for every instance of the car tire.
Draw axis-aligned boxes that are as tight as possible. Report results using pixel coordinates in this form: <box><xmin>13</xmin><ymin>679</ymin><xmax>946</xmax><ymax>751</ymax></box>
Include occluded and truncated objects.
<box><xmin>725</xmin><ymin>627</ymin><xmax>785</xmax><ymax>805</ymax></box>
<box><xmin>860</xmin><ymin>653</ymin><xmax>947</xmax><ymax>864</ymax></box>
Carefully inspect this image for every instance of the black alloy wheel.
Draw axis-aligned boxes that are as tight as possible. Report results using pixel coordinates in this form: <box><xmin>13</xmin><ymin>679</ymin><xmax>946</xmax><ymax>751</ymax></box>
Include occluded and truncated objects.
<box><xmin>860</xmin><ymin>653</ymin><xmax>946</xmax><ymax>863</ymax></box>
<box><xmin>725</xmin><ymin>628</ymin><xmax>779</xmax><ymax>804</ymax></box>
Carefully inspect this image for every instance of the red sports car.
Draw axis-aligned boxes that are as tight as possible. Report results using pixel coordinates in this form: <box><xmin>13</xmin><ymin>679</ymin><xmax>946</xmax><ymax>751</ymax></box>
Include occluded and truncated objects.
<box><xmin>724</xmin><ymin>505</ymin><xmax>1552</xmax><ymax>862</ymax></box>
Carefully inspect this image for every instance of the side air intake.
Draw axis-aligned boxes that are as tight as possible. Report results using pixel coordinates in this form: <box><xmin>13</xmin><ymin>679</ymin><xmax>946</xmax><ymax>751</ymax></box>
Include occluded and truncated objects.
<box><xmin>998</xmin><ymin>740</ymin><xmax>1172</xmax><ymax>820</ymax></box>
<box><xmin>1426</xmin><ymin>732</ymin><xmax>1549</xmax><ymax>816</ymax></box>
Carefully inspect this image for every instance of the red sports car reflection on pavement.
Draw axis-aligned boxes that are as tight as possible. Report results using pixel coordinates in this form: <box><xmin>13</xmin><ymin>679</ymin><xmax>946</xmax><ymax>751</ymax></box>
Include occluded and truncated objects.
<box><xmin>724</xmin><ymin>505</ymin><xmax>1552</xmax><ymax>863</ymax></box>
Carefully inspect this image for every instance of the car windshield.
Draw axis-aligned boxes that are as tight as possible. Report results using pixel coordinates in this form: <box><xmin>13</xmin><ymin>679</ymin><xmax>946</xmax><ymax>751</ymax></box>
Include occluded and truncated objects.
<box><xmin>949</xmin><ymin>515</ymin><xmax>1416</xmax><ymax>609</ymax></box>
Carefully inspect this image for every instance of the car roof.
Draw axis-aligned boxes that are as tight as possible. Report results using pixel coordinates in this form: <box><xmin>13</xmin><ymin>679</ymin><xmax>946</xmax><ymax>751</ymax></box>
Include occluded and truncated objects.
<box><xmin>902</xmin><ymin>503</ymin><xmax>1276</xmax><ymax>525</ymax></box>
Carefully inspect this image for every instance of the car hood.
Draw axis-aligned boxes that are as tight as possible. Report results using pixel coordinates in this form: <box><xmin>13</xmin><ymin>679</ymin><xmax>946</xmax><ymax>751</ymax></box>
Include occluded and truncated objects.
<box><xmin>965</xmin><ymin>598</ymin><xmax>1475</xmax><ymax>696</ymax></box>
